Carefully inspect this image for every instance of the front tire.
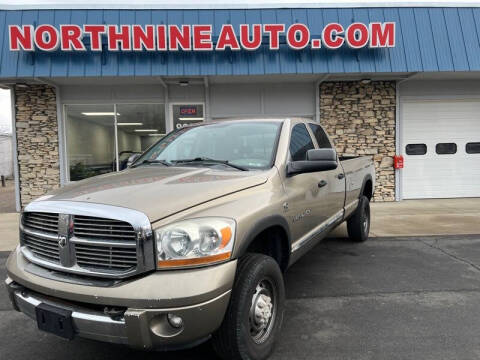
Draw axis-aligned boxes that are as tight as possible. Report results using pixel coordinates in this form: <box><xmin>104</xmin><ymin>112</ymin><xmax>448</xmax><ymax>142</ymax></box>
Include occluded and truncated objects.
<box><xmin>347</xmin><ymin>195</ymin><xmax>371</xmax><ymax>242</ymax></box>
<box><xmin>212</xmin><ymin>253</ymin><xmax>285</xmax><ymax>360</ymax></box>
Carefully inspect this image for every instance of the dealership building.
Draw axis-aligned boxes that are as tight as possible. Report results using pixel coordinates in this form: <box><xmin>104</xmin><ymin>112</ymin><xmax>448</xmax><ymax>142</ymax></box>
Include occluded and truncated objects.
<box><xmin>1</xmin><ymin>2</ymin><xmax>480</xmax><ymax>211</ymax></box>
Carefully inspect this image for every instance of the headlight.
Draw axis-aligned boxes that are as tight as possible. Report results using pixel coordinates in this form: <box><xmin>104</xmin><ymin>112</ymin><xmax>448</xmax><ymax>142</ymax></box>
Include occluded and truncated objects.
<box><xmin>155</xmin><ymin>217</ymin><xmax>235</xmax><ymax>269</ymax></box>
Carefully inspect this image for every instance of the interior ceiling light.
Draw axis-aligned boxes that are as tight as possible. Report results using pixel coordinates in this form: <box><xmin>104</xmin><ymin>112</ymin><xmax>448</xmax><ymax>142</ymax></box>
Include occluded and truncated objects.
<box><xmin>134</xmin><ymin>129</ymin><xmax>158</xmax><ymax>132</ymax></box>
<box><xmin>360</xmin><ymin>78</ymin><xmax>372</xmax><ymax>84</ymax></box>
<box><xmin>82</xmin><ymin>112</ymin><xmax>120</xmax><ymax>116</ymax></box>
<box><xmin>178</xmin><ymin>80</ymin><xmax>189</xmax><ymax>87</ymax></box>
<box><xmin>178</xmin><ymin>117</ymin><xmax>204</xmax><ymax>121</ymax></box>
<box><xmin>117</xmin><ymin>122</ymin><xmax>143</xmax><ymax>126</ymax></box>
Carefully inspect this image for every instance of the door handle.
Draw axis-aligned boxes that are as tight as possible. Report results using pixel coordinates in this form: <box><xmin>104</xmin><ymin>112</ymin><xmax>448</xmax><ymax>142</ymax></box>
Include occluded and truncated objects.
<box><xmin>337</xmin><ymin>173</ymin><xmax>345</xmax><ymax>180</ymax></box>
<box><xmin>318</xmin><ymin>180</ymin><xmax>327</xmax><ymax>188</ymax></box>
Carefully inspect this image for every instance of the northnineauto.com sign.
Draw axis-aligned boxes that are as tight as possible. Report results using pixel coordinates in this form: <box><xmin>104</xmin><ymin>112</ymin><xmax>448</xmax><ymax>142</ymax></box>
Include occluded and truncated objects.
<box><xmin>9</xmin><ymin>22</ymin><xmax>395</xmax><ymax>52</ymax></box>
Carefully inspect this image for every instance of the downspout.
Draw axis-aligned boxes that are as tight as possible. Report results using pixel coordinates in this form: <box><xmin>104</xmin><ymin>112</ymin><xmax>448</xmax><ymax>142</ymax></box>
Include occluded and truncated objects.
<box><xmin>395</xmin><ymin>72</ymin><xmax>418</xmax><ymax>201</ymax></box>
<box><xmin>315</xmin><ymin>74</ymin><xmax>330</xmax><ymax>124</ymax></box>
<box><xmin>8</xmin><ymin>85</ymin><xmax>21</xmax><ymax>211</ymax></box>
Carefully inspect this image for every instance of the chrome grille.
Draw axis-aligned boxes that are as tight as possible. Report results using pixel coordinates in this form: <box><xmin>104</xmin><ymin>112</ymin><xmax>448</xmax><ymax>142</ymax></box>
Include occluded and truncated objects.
<box><xmin>71</xmin><ymin>215</ymin><xmax>138</xmax><ymax>271</ymax></box>
<box><xmin>75</xmin><ymin>243</ymin><xmax>138</xmax><ymax>271</ymax></box>
<box><xmin>23</xmin><ymin>212</ymin><xmax>59</xmax><ymax>234</ymax></box>
<box><xmin>73</xmin><ymin>215</ymin><xmax>137</xmax><ymax>241</ymax></box>
<box><xmin>19</xmin><ymin>202</ymin><xmax>154</xmax><ymax>280</ymax></box>
<box><xmin>22</xmin><ymin>232</ymin><xmax>60</xmax><ymax>263</ymax></box>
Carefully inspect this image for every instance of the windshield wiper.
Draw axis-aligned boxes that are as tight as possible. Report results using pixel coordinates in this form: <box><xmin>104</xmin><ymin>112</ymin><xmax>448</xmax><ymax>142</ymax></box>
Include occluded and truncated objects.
<box><xmin>172</xmin><ymin>157</ymin><xmax>248</xmax><ymax>171</ymax></box>
<box><xmin>132</xmin><ymin>159</ymin><xmax>171</xmax><ymax>168</ymax></box>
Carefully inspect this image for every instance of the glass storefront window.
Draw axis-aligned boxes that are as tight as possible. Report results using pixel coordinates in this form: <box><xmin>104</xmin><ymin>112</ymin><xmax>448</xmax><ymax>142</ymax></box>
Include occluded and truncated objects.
<box><xmin>65</xmin><ymin>103</ymin><xmax>165</xmax><ymax>180</ymax></box>
<box><xmin>65</xmin><ymin>104</ymin><xmax>116</xmax><ymax>181</ymax></box>
<box><xmin>116</xmin><ymin>104</ymin><xmax>166</xmax><ymax>170</ymax></box>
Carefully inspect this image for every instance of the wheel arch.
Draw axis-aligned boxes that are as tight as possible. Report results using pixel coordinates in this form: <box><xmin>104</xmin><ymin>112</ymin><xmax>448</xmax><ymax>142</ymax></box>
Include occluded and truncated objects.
<box><xmin>360</xmin><ymin>174</ymin><xmax>374</xmax><ymax>201</ymax></box>
<box><xmin>235</xmin><ymin>215</ymin><xmax>291</xmax><ymax>272</ymax></box>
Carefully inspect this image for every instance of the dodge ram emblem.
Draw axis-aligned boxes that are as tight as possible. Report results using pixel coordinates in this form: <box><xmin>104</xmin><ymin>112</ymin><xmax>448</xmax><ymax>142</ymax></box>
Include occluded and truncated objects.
<box><xmin>58</xmin><ymin>235</ymin><xmax>67</xmax><ymax>248</ymax></box>
<box><xmin>57</xmin><ymin>214</ymin><xmax>74</xmax><ymax>267</ymax></box>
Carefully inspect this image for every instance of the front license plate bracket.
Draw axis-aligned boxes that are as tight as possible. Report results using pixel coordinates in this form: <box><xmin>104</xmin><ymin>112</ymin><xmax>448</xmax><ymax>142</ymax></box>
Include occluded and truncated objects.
<box><xmin>35</xmin><ymin>303</ymin><xmax>75</xmax><ymax>340</ymax></box>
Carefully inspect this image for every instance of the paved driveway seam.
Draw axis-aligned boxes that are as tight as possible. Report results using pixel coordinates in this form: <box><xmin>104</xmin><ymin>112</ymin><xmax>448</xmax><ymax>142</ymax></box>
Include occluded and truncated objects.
<box><xmin>419</xmin><ymin>239</ymin><xmax>480</xmax><ymax>272</ymax></box>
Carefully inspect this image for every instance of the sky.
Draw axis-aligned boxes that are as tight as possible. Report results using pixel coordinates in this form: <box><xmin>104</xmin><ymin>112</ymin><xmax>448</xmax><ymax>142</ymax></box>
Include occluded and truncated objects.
<box><xmin>0</xmin><ymin>89</ymin><xmax>12</xmax><ymax>134</ymax></box>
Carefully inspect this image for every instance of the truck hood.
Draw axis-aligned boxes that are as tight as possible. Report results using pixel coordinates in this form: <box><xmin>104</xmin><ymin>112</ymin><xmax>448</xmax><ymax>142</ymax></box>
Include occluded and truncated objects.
<box><xmin>40</xmin><ymin>166</ymin><xmax>270</xmax><ymax>222</ymax></box>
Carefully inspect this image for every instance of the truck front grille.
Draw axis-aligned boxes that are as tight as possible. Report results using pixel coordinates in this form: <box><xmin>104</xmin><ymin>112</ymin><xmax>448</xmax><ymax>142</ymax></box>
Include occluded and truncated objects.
<box><xmin>22</xmin><ymin>232</ymin><xmax>61</xmax><ymax>263</ymax></box>
<box><xmin>75</xmin><ymin>244</ymin><xmax>138</xmax><ymax>271</ymax></box>
<box><xmin>19</xmin><ymin>207</ymin><xmax>153</xmax><ymax>279</ymax></box>
<box><xmin>73</xmin><ymin>215</ymin><xmax>137</xmax><ymax>241</ymax></box>
<box><xmin>23</xmin><ymin>212</ymin><xmax>59</xmax><ymax>234</ymax></box>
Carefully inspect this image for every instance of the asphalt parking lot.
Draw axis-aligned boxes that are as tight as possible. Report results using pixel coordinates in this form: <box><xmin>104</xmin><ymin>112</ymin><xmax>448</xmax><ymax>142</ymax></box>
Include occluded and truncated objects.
<box><xmin>1</xmin><ymin>235</ymin><xmax>480</xmax><ymax>360</ymax></box>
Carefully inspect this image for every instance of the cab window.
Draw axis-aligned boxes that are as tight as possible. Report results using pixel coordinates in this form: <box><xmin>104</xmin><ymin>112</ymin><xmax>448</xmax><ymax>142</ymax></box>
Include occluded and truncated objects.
<box><xmin>289</xmin><ymin>124</ymin><xmax>315</xmax><ymax>161</ymax></box>
<box><xmin>309</xmin><ymin>123</ymin><xmax>332</xmax><ymax>149</ymax></box>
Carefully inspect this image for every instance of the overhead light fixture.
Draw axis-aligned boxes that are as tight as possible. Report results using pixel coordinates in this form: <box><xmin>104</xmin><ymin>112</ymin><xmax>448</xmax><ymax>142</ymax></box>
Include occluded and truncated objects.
<box><xmin>117</xmin><ymin>122</ymin><xmax>143</xmax><ymax>126</ymax></box>
<box><xmin>178</xmin><ymin>80</ymin><xmax>189</xmax><ymax>87</ymax></box>
<box><xmin>82</xmin><ymin>112</ymin><xmax>120</xmax><ymax>116</ymax></box>
<box><xmin>16</xmin><ymin>83</ymin><xmax>29</xmax><ymax>89</ymax></box>
<box><xmin>360</xmin><ymin>79</ymin><xmax>372</xmax><ymax>84</ymax></box>
<box><xmin>178</xmin><ymin>117</ymin><xmax>204</xmax><ymax>121</ymax></box>
<box><xmin>134</xmin><ymin>129</ymin><xmax>158</xmax><ymax>132</ymax></box>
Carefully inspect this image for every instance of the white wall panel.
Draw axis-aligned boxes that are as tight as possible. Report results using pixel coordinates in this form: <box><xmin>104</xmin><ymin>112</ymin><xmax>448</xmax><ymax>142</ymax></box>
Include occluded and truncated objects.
<box><xmin>210</xmin><ymin>82</ymin><xmax>314</xmax><ymax>118</ymax></box>
<box><xmin>263</xmin><ymin>83</ymin><xmax>314</xmax><ymax>116</ymax></box>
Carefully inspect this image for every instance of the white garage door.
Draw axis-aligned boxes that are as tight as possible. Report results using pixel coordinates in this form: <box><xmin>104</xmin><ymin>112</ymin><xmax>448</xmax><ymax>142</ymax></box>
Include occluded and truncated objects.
<box><xmin>401</xmin><ymin>99</ymin><xmax>480</xmax><ymax>199</ymax></box>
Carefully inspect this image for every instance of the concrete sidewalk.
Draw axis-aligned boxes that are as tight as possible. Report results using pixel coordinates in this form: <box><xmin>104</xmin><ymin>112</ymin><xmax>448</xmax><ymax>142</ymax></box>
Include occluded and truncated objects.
<box><xmin>332</xmin><ymin>197</ymin><xmax>480</xmax><ymax>238</ymax></box>
<box><xmin>0</xmin><ymin>179</ymin><xmax>16</xmax><ymax>213</ymax></box>
<box><xmin>1</xmin><ymin>198</ymin><xmax>480</xmax><ymax>251</ymax></box>
<box><xmin>0</xmin><ymin>213</ymin><xmax>19</xmax><ymax>251</ymax></box>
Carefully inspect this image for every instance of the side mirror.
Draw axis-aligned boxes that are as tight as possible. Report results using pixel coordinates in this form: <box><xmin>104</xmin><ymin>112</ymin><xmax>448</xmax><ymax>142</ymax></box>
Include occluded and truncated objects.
<box><xmin>306</xmin><ymin>148</ymin><xmax>337</xmax><ymax>162</ymax></box>
<box><xmin>126</xmin><ymin>153</ymin><xmax>141</xmax><ymax>168</ymax></box>
<box><xmin>287</xmin><ymin>148</ymin><xmax>338</xmax><ymax>176</ymax></box>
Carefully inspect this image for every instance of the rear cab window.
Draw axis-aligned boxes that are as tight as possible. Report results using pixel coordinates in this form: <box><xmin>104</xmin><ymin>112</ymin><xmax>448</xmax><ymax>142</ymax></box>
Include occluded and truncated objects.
<box><xmin>308</xmin><ymin>123</ymin><xmax>332</xmax><ymax>149</ymax></box>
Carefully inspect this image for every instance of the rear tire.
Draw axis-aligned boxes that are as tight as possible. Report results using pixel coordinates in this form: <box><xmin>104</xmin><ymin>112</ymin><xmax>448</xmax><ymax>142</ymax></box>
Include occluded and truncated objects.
<box><xmin>347</xmin><ymin>195</ymin><xmax>370</xmax><ymax>242</ymax></box>
<box><xmin>212</xmin><ymin>253</ymin><xmax>285</xmax><ymax>360</ymax></box>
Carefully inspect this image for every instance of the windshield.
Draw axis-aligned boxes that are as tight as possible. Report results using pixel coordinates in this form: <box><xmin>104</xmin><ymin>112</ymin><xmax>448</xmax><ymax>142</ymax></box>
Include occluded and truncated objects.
<box><xmin>135</xmin><ymin>121</ymin><xmax>282</xmax><ymax>170</ymax></box>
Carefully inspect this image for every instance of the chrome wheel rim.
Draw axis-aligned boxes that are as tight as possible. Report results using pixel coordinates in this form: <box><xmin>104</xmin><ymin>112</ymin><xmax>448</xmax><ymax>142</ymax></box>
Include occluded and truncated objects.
<box><xmin>363</xmin><ymin>204</ymin><xmax>370</xmax><ymax>236</ymax></box>
<box><xmin>249</xmin><ymin>278</ymin><xmax>277</xmax><ymax>344</ymax></box>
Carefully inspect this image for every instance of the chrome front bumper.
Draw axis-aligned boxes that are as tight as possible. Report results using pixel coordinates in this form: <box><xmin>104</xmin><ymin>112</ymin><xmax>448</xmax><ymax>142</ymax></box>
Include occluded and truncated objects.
<box><xmin>6</xmin><ymin>277</ymin><xmax>231</xmax><ymax>349</ymax></box>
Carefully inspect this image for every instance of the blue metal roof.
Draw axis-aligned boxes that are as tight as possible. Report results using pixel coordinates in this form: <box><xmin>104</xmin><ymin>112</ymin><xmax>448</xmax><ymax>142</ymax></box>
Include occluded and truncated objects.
<box><xmin>1</xmin><ymin>7</ymin><xmax>480</xmax><ymax>78</ymax></box>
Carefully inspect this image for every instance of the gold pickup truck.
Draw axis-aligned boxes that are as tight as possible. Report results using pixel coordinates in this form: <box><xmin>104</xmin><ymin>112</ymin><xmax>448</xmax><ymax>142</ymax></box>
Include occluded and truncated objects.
<box><xmin>6</xmin><ymin>118</ymin><xmax>375</xmax><ymax>360</ymax></box>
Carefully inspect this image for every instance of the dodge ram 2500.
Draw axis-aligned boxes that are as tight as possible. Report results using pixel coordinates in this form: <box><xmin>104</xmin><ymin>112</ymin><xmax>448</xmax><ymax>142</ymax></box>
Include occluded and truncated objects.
<box><xmin>6</xmin><ymin>118</ymin><xmax>375</xmax><ymax>360</ymax></box>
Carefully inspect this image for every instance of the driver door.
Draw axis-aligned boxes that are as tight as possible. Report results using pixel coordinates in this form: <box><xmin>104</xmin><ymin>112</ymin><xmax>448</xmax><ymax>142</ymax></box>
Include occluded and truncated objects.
<box><xmin>283</xmin><ymin>123</ymin><xmax>323</xmax><ymax>242</ymax></box>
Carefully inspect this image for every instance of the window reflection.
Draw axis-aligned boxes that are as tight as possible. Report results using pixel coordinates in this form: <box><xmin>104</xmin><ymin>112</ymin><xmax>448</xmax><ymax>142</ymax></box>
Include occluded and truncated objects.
<box><xmin>116</xmin><ymin>104</ymin><xmax>165</xmax><ymax>170</ymax></box>
<box><xmin>65</xmin><ymin>103</ymin><xmax>165</xmax><ymax>180</ymax></box>
<box><xmin>66</xmin><ymin>104</ymin><xmax>116</xmax><ymax>181</ymax></box>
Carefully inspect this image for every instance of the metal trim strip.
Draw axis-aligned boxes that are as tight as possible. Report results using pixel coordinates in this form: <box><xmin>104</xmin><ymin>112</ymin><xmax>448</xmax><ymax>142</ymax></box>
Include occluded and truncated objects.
<box><xmin>291</xmin><ymin>208</ymin><xmax>344</xmax><ymax>253</ymax></box>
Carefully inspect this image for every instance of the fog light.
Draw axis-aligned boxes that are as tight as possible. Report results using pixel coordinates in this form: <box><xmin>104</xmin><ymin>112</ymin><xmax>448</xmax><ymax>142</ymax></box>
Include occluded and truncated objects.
<box><xmin>167</xmin><ymin>313</ymin><xmax>183</xmax><ymax>329</ymax></box>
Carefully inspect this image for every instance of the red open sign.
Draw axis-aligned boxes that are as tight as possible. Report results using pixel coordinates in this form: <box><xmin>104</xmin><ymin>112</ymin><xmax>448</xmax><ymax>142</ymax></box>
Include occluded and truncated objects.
<box><xmin>179</xmin><ymin>106</ymin><xmax>198</xmax><ymax>116</ymax></box>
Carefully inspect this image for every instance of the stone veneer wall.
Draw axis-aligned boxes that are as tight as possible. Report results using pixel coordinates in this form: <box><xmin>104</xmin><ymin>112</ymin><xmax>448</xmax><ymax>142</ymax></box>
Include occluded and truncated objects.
<box><xmin>15</xmin><ymin>84</ymin><xmax>60</xmax><ymax>207</ymax></box>
<box><xmin>320</xmin><ymin>81</ymin><xmax>396</xmax><ymax>201</ymax></box>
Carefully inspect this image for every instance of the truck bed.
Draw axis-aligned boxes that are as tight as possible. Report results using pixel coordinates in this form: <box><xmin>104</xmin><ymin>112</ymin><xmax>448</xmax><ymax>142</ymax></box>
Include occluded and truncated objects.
<box><xmin>340</xmin><ymin>155</ymin><xmax>376</xmax><ymax>212</ymax></box>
